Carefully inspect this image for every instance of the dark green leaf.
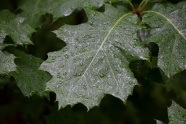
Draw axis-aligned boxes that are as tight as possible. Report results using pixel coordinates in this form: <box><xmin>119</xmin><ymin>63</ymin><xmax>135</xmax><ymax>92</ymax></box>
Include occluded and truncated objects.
<box><xmin>40</xmin><ymin>4</ymin><xmax>149</xmax><ymax>109</ymax></box>
<box><xmin>10</xmin><ymin>48</ymin><xmax>51</xmax><ymax>96</ymax></box>
<box><xmin>18</xmin><ymin>0</ymin><xmax>104</xmax><ymax>28</ymax></box>
<box><xmin>0</xmin><ymin>10</ymin><xmax>34</xmax><ymax>45</ymax></box>
<box><xmin>0</xmin><ymin>10</ymin><xmax>34</xmax><ymax>75</ymax></box>
<box><xmin>142</xmin><ymin>1</ymin><xmax>186</xmax><ymax>77</ymax></box>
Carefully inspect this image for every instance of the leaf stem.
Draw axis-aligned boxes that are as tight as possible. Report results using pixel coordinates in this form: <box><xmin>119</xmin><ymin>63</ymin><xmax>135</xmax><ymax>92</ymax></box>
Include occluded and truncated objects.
<box><xmin>126</xmin><ymin>0</ymin><xmax>136</xmax><ymax>12</ymax></box>
<box><xmin>138</xmin><ymin>0</ymin><xmax>148</xmax><ymax>11</ymax></box>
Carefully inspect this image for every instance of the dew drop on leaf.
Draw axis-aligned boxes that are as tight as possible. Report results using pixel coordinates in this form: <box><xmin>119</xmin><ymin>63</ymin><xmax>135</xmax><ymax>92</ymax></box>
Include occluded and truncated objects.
<box><xmin>63</xmin><ymin>72</ymin><xmax>67</xmax><ymax>75</ymax></box>
<box><xmin>65</xmin><ymin>54</ymin><xmax>69</xmax><ymax>59</ymax></box>
<box><xmin>80</xmin><ymin>62</ymin><xmax>83</xmax><ymax>66</ymax></box>
<box><xmin>73</xmin><ymin>58</ymin><xmax>77</xmax><ymax>62</ymax></box>
<box><xmin>59</xmin><ymin>81</ymin><xmax>63</xmax><ymax>84</ymax></box>
<box><xmin>61</xmin><ymin>64</ymin><xmax>64</xmax><ymax>68</ymax></box>
<box><xmin>89</xmin><ymin>21</ymin><xmax>93</xmax><ymax>26</ymax></box>
<box><xmin>83</xmin><ymin>85</ymin><xmax>87</xmax><ymax>90</ymax></box>
<box><xmin>114</xmin><ymin>54</ymin><xmax>117</xmax><ymax>58</ymax></box>
<box><xmin>100</xmin><ymin>73</ymin><xmax>105</xmax><ymax>78</ymax></box>
<box><xmin>73</xmin><ymin>73</ymin><xmax>77</xmax><ymax>76</ymax></box>
<box><xmin>57</xmin><ymin>73</ymin><xmax>61</xmax><ymax>78</ymax></box>
<box><xmin>64</xmin><ymin>8</ymin><xmax>72</xmax><ymax>16</ymax></box>
<box><xmin>63</xmin><ymin>47</ymin><xmax>68</xmax><ymax>52</ymax></box>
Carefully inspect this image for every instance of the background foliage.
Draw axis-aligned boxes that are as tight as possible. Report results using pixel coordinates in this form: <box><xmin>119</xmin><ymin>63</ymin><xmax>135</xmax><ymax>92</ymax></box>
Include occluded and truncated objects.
<box><xmin>0</xmin><ymin>0</ymin><xmax>186</xmax><ymax>124</ymax></box>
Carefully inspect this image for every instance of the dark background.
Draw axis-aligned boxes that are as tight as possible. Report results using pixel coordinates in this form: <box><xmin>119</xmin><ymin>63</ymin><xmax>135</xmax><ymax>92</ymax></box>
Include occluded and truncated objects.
<box><xmin>0</xmin><ymin>0</ymin><xmax>186</xmax><ymax>124</ymax></box>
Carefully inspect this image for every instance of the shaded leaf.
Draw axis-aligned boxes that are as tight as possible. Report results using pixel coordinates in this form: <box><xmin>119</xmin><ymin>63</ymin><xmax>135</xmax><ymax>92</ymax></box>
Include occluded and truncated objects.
<box><xmin>40</xmin><ymin>4</ymin><xmax>149</xmax><ymax>109</ymax></box>
<box><xmin>0</xmin><ymin>10</ymin><xmax>34</xmax><ymax>45</ymax></box>
<box><xmin>142</xmin><ymin>1</ymin><xmax>186</xmax><ymax>77</ymax></box>
<box><xmin>18</xmin><ymin>0</ymin><xmax>104</xmax><ymax>28</ymax></box>
<box><xmin>10</xmin><ymin>48</ymin><xmax>51</xmax><ymax>96</ymax></box>
<box><xmin>0</xmin><ymin>10</ymin><xmax>34</xmax><ymax>75</ymax></box>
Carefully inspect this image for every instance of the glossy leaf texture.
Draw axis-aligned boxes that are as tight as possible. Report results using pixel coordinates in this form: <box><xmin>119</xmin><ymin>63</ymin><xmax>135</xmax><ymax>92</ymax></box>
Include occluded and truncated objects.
<box><xmin>142</xmin><ymin>1</ymin><xmax>186</xmax><ymax>77</ymax></box>
<box><xmin>18</xmin><ymin>0</ymin><xmax>104</xmax><ymax>28</ymax></box>
<box><xmin>168</xmin><ymin>101</ymin><xmax>186</xmax><ymax>124</ymax></box>
<box><xmin>9</xmin><ymin>48</ymin><xmax>51</xmax><ymax>96</ymax></box>
<box><xmin>0</xmin><ymin>10</ymin><xmax>34</xmax><ymax>74</ymax></box>
<box><xmin>40</xmin><ymin>4</ymin><xmax>149</xmax><ymax>109</ymax></box>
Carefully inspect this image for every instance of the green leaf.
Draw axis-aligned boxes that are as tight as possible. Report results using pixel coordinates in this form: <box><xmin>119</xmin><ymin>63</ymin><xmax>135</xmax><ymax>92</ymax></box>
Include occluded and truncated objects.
<box><xmin>0</xmin><ymin>10</ymin><xmax>34</xmax><ymax>75</ymax></box>
<box><xmin>18</xmin><ymin>0</ymin><xmax>104</xmax><ymax>28</ymax></box>
<box><xmin>10</xmin><ymin>48</ymin><xmax>51</xmax><ymax>96</ymax></box>
<box><xmin>156</xmin><ymin>120</ymin><xmax>163</xmax><ymax>124</ymax></box>
<box><xmin>40</xmin><ymin>4</ymin><xmax>149</xmax><ymax>109</ymax></box>
<box><xmin>168</xmin><ymin>101</ymin><xmax>186</xmax><ymax>124</ymax></box>
<box><xmin>0</xmin><ymin>10</ymin><xmax>34</xmax><ymax>45</ymax></box>
<box><xmin>0</xmin><ymin>51</ymin><xmax>16</xmax><ymax>74</ymax></box>
<box><xmin>142</xmin><ymin>1</ymin><xmax>186</xmax><ymax>77</ymax></box>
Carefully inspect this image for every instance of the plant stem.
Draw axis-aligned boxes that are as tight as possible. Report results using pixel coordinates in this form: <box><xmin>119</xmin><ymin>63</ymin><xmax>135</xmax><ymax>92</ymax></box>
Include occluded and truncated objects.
<box><xmin>126</xmin><ymin>0</ymin><xmax>136</xmax><ymax>12</ymax></box>
<box><xmin>138</xmin><ymin>0</ymin><xmax>148</xmax><ymax>11</ymax></box>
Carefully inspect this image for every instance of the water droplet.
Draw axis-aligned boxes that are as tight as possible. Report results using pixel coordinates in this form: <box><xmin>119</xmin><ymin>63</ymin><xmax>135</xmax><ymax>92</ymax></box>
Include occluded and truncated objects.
<box><xmin>57</xmin><ymin>73</ymin><xmax>61</xmax><ymax>78</ymax></box>
<box><xmin>18</xmin><ymin>18</ymin><xmax>24</xmax><ymax>24</ymax></box>
<box><xmin>78</xmin><ymin>93</ymin><xmax>84</xmax><ymax>97</ymax></box>
<box><xmin>89</xmin><ymin>21</ymin><xmax>93</xmax><ymax>25</ymax></box>
<box><xmin>133</xmin><ymin>44</ymin><xmax>136</xmax><ymax>48</ymax></box>
<box><xmin>63</xmin><ymin>72</ymin><xmax>67</xmax><ymax>75</ymax></box>
<box><xmin>61</xmin><ymin>64</ymin><xmax>64</xmax><ymax>68</ymax></box>
<box><xmin>65</xmin><ymin>54</ymin><xmax>69</xmax><ymax>59</ymax></box>
<box><xmin>80</xmin><ymin>62</ymin><xmax>83</xmax><ymax>66</ymax></box>
<box><xmin>73</xmin><ymin>58</ymin><xmax>77</xmax><ymax>62</ymax></box>
<box><xmin>59</xmin><ymin>81</ymin><xmax>63</xmax><ymax>84</ymax></box>
<box><xmin>100</xmin><ymin>73</ymin><xmax>105</xmax><ymax>78</ymax></box>
<box><xmin>51</xmin><ymin>58</ymin><xmax>55</xmax><ymax>61</ymax></box>
<box><xmin>81</xmin><ymin>48</ymin><xmax>86</xmax><ymax>52</ymax></box>
<box><xmin>63</xmin><ymin>47</ymin><xmax>68</xmax><ymax>52</ymax></box>
<box><xmin>73</xmin><ymin>73</ymin><xmax>77</xmax><ymax>76</ymax></box>
<box><xmin>83</xmin><ymin>85</ymin><xmax>87</xmax><ymax>90</ymax></box>
<box><xmin>64</xmin><ymin>8</ymin><xmax>72</xmax><ymax>16</ymax></box>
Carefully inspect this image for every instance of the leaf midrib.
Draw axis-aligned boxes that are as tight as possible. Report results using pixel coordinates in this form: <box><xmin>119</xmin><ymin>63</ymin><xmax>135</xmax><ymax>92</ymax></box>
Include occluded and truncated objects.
<box><xmin>144</xmin><ymin>11</ymin><xmax>186</xmax><ymax>40</ymax></box>
<box><xmin>83</xmin><ymin>13</ymin><xmax>132</xmax><ymax>73</ymax></box>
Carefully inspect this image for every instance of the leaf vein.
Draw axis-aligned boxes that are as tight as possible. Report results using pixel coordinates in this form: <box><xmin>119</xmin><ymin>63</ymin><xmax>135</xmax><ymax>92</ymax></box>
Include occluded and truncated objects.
<box><xmin>144</xmin><ymin>11</ymin><xmax>186</xmax><ymax>40</ymax></box>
